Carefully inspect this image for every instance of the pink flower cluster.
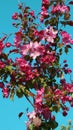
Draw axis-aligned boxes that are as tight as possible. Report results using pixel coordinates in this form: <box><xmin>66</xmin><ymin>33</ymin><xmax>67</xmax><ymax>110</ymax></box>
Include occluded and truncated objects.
<box><xmin>0</xmin><ymin>60</ymin><xmax>5</xmax><ymax>68</ymax></box>
<box><xmin>44</xmin><ymin>26</ymin><xmax>58</xmax><ymax>43</ymax></box>
<box><xmin>26</xmin><ymin>111</ymin><xmax>42</xmax><ymax>128</ymax></box>
<box><xmin>20</xmin><ymin>41</ymin><xmax>45</xmax><ymax>59</ymax></box>
<box><xmin>0</xmin><ymin>82</ymin><xmax>9</xmax><ymax>98</ymax></box>
<box><xmin>42</xmin><ymin>0</ymin><xmax>49</xmax><ymax>5</ymax></box>
<box><xmin>2</xmin><ymin>87</ymin><xmax>9</xmax><ymax>98</ymax></box>
<box><xmin>0</xmin><ymin>40</ymin><xmax>5</xmax><ymax>54</ymax></box>
<box><xmin>14</xmin><ymin>30</ymin><xmax>23</xmax><ymax>47</ymax></box>
<box><xmin>34</xmin><ymin>26</ymin><xmax>58</xmax><ymax>43</ymax></box>
<box><xmin>1</xmin><ymin>1</ymin><xmax>73</xmax><ymax>129</ymax></box>
<box><xmin>40</xmin><ymin>51</ymin><xmax>56</xmax><ymax>65</ymax></box>
<box><xmin>40</xmin><ymin>0</ymin><xmax>50</xmax><ymax>22</ymax></box>
<box><xmin>12</xmin><ymin>12</ymin><xmax>18</xmax><ymax>20</ymax></box>
<box><xmin>16</xmin><ymin>58</ymin><xmax>34</xmax><ymax>81</ymax></box>
<box><xmin>51</xmin><ymin>4</ymin><xmax>69</xmax><ymax>14</ymax></box>
<box><xmin>60</xmin><ymin>31</ymin><xmax>73</xmax><ymax>45</ymax></box>
<box><xmin>35</xmin><ymin>87</ymin><xmax>51</xmax><ymax>120</ymax></box>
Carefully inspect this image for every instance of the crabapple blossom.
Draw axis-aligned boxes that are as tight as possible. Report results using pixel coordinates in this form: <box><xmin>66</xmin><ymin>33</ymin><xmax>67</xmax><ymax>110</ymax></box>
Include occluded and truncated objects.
<box><xmin>29</xmin><ymin>11</ymin><xmax>35</xmax><ymax>17</ymax></box>
<box><xmin>14</xmin><ymin>29</ymin><xmax>22</xmax><ymax>47</ymax></box>
<box><xmin>51</xmin><ymin>4</ymin><xmax>69</xmax><ymax>14</ymax></box>
<box><xmin>44</xmin><ymin>26</ymin><xmax>58</xmax><ymax>43</ymax></box>
<box><xmin>0</xmin><ymin>41</ymin><xmax>5</xmax><ymax>54</ymax></box>
<box><xmin>2</xmin><ymin>87</ymin><xmax>9</xmax><ymax>98</ymax></box>
<box><xmin>27</xmin><ymin>111</ymin><xmax>36</xmax><ymax>120</ymax></box>
<box><xmin>0</xmin><ymin>0</ymin><xmax>73</xmax><ymax>130</ymax></box>
<box><xmin>12</xmin><ymin>12</ymin><xmax>18</xmax><ymax>20</ymax></box>
<box><xmin>0</xmin><ymin>61</ymin><xmax>5</xmax><ymax>68</ymax></box>
<box><xmin>5</xmin><ymin>42</ymin><xmax>11</xmax><ymax>47</ymax></box>
<box><xmin>21</xmin><ymin>41</ymin><xmax>45</xmax><ymax>59</ymax></box>
<box><xmin>42</xmin><ymin>0</ymin><xmax>50</xmax><ymax>5</ymax></box>
<box><xmin>0</xmin><ymin>82</ymin><xmax>4</xmax><ymax>89</ymax></box>
<box><xmin>60</xmin><ymin>31</ymin><xmax>73</xmax><ymax>45</ymax></box>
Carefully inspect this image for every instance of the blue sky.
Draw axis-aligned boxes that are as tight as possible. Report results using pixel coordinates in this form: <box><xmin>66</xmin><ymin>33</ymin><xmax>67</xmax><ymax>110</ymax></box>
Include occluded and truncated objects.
<box><xmin>0</xmin><ymin>0</ymin><xmax>73</xmax><ymax>130</ymax></box>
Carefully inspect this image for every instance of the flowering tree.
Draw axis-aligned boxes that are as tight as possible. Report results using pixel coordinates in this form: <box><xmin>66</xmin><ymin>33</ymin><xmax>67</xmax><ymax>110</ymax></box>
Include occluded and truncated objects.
<box><xmin>0</xmin><ymin>0</ymin><xmax>73</xmax><ymax>129</ymax></box>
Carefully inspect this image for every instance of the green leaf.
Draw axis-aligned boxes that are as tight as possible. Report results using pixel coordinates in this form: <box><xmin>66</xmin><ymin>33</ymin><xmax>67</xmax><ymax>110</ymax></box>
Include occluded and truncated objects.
<box><xmin>49</xmin><ymin>17</ymin><xmax>58</xmax><ymax>26</ymax></box>
<box><xmin>29</xmin><ymin>124</ymin><xmax>34</xmax><ymax>130</ymax></box>
<box><xmin>59</xmin><ymin>48</ymin><xmax>62</xmax><ymax>55</ymax></box>
<box><xmin>65</xmin><ymin>45</ymin><xmax>71</xmax><ymax>54</ymax></box>
<box><xmin>52</xmin><ymin>105</ymin><xmax>60</xmax><ymax>112</ymax></box>
<box><xmin>49</xmin><ymin>120</ymin><xmax>58</xmax><ymax>129</ymax></box>
<box><xmin>16</xmin><ymin>88</ymin><xmax>23</xmax><ymax>98</ymax></box>
<box><xmin>6</xmin><ymin>65</ymin><xmax>13</xmax><ymax>73</ymax></box>
<box><xmin>45</xmin><ymin>20</ymin><xmax>50</xmax><ymax>26</ymax></box>
<box><xmin>65</xmin><ymin>46</ymin><xmax>69</xmax><ymax>54</ymax></box>
<box><xmin>55</xmin><ymin>36</ymin><xmax>60</xmax><ymax>43</ymax></box>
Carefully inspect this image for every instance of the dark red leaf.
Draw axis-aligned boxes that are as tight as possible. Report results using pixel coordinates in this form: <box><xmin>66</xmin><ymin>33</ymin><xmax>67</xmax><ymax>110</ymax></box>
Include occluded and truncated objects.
<box><xmin>18</xmin><ymin>112</ymin><xmax>24</xmax><ymax>118</ymax></box>
<box><xmin>9</xmin><ymin>49</ymin><xmax>19</xmax><ymax>53</ymax></box>
<box><xmin>67</xmin><ymin>21</ymin><xmax>73</xmax><ymax>26</ymax></box>
<box><xmin>69</xmin><ymin>1</ymin><xmax>73</xmax><ymax>4</ymax></box>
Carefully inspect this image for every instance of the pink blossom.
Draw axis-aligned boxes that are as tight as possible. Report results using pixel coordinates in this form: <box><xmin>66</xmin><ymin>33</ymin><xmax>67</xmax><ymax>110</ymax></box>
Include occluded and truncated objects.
<box><xmin>34</xmin><ymin>29</ymin><xmax>44</xmax><ymax>40</ymax></box>
<box><xmin>61</xmin><ymin>96</ymin><xmax>67</xmax><ymax>104</ymax></box>
<box><xmin>42</xmin><ymin>106</ymin><xmax>51</xmax><ymax>120</ymax></box>
<box><xmin>67</xmin><ymin>68</ymin><xmax>72</xmax><ymax>73</ymax></box>
<box><xmin>37</xmin><ymin>87</ymin><xmax>44</xmax><ymax>95</ymax></box>
<box><xmin>35</xmin><ymin>95</ymin><xmax>42</xmax><ymax>104</ymax></box>
<box><xmin>20</xmin><ymin>44</ymin><xmax>29</xmax><ymax>55</ymax></box>
<box><xmin>60</xmin><ymin>79</ymin><xmax>66</xmax><ymax>85</ymax></box>
<box><xmin>2</xmin><ymin>87</ymin><xmax>9</xmax><ymax>98</ymax></box>
<box><xmin>35</xmin><ymin>88</ymin><xmax>44</xmax><ymax>113</ymax></box>
<box><xmin>54</xmin><ymin>89</ymin><xmax>62</xmax><ymax>96</ymax></box>
<box><xmin>41</xmin><ymin>10</ymin><xmax>48</xmax><ymax>18</ymax></box>
<box><xmin>63</xmin><ymin>83</ymin><xmax>73</xmax><ymax>93</ymax></box>
<box><xmin>25</xmin><ymin>70</ymin><xmax>34</xmax><ymax>81</ymax></box>
<box><xmin>21</xmin><ymin>41</ymin><xmax>44</xmax><ymax>59</ymax></box>
<box><xmin>51</xmin><ymin>4</ymin><xmax>60</xmax><ymax>14</ymax></box>
<box><xmin>40</xmin><ymin>51</ymin><xmax>56</xmax><ymax>64</ymax></box>
<box><xmin>6</xmin><ymin>42</ymin><xmax>11</xmax><ymax>47</ymax></box>
<box><xmin>64</xmin><ymin>68</ymin><xmax>72</xmax><ymax>74</ymax></box>
<box><xmin>35</xmin><ymin>88</ymin><xmax>44</xmax><ymax>105</ymax></box>
<box><xmin>60</xmin><ymin>31</ymin><xmax>73</xmax><ymax>45</ymax></box>
<box><xmin>40</xmin><ymin>16</ymin><xmax>44</xmax><ymax>22</ymax></box>
<box><xmin>0</xmin><ymin>61</ymin><xmax>5</xmax><ymax>68</ymax></box>
<box><xmin>14</xmin><ymin>30</ymin><xmax>22</xmax><ymax>47</ymax></box>
<box><xmin>40</xmin><ymin>0</ymin><xmax>50</xmax><ymax>21</ymax></box>
<box><xmin>63</xmin><ymin>60</ymin><xmax>67</xmax><ymax>63</ymax></box>
<box><xmin>44</xmin><ymin>26</ymin><xmax>58</xmax><ymax>43</ymax></box>
<box><xmin>42</xmin><ymin>0</ymin><xmax>50</xmax><ymax>5</ymax></box>
<box><xmin>35</xmin><ymin>88</ymin><xmax>51</xmax><ymax>120</ymax></box>
<box><xmin>12</xmin><ymin>12</ymin><xmax>18</xmax><ymax>20</ymax></box>
<box><xmin>0</xmin><ymin>41</ymin><xmax>5</xmax><ymax>54</ymax></box>
<box><xmin>29</xmin><ymin>11</ymin><xmax>35</xmax><ymax>17</ymax></box>
<box><xmin>26</xmin><ymin>120</ymin><xmax>32</xmax><ymax>128</ymax></box>
<box><xmin>0</xmin><ymin>82</ymin><xmax>4</xmax><ymax>89</ymax></box>
<box><xmin>51</xmin><ymin>4</ymin><xmax>69</xmax><ymax>14</ymax></box>
<box><xmin>16</xmin><ymin>58</ymin><xmax>30</xmax><ymax>72</ymax></box>
<box><xmin>61</xmin><ymin>5</ymin><xmax>69</xmax><ymax>13</ymax></box>
<box><xmin>16</xmin><ymin>57</ymin><xmax>34</xmax><ymax>80</ymax></box>
<box><xmin>27</xmin><ymin>111</ymin><xmax>36</xmax><ymax>120</ymax></box>
<box><xmin>40</xmin><ymin>7</ymin><xmax>48</xmax><ymax>22</ymax></box>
